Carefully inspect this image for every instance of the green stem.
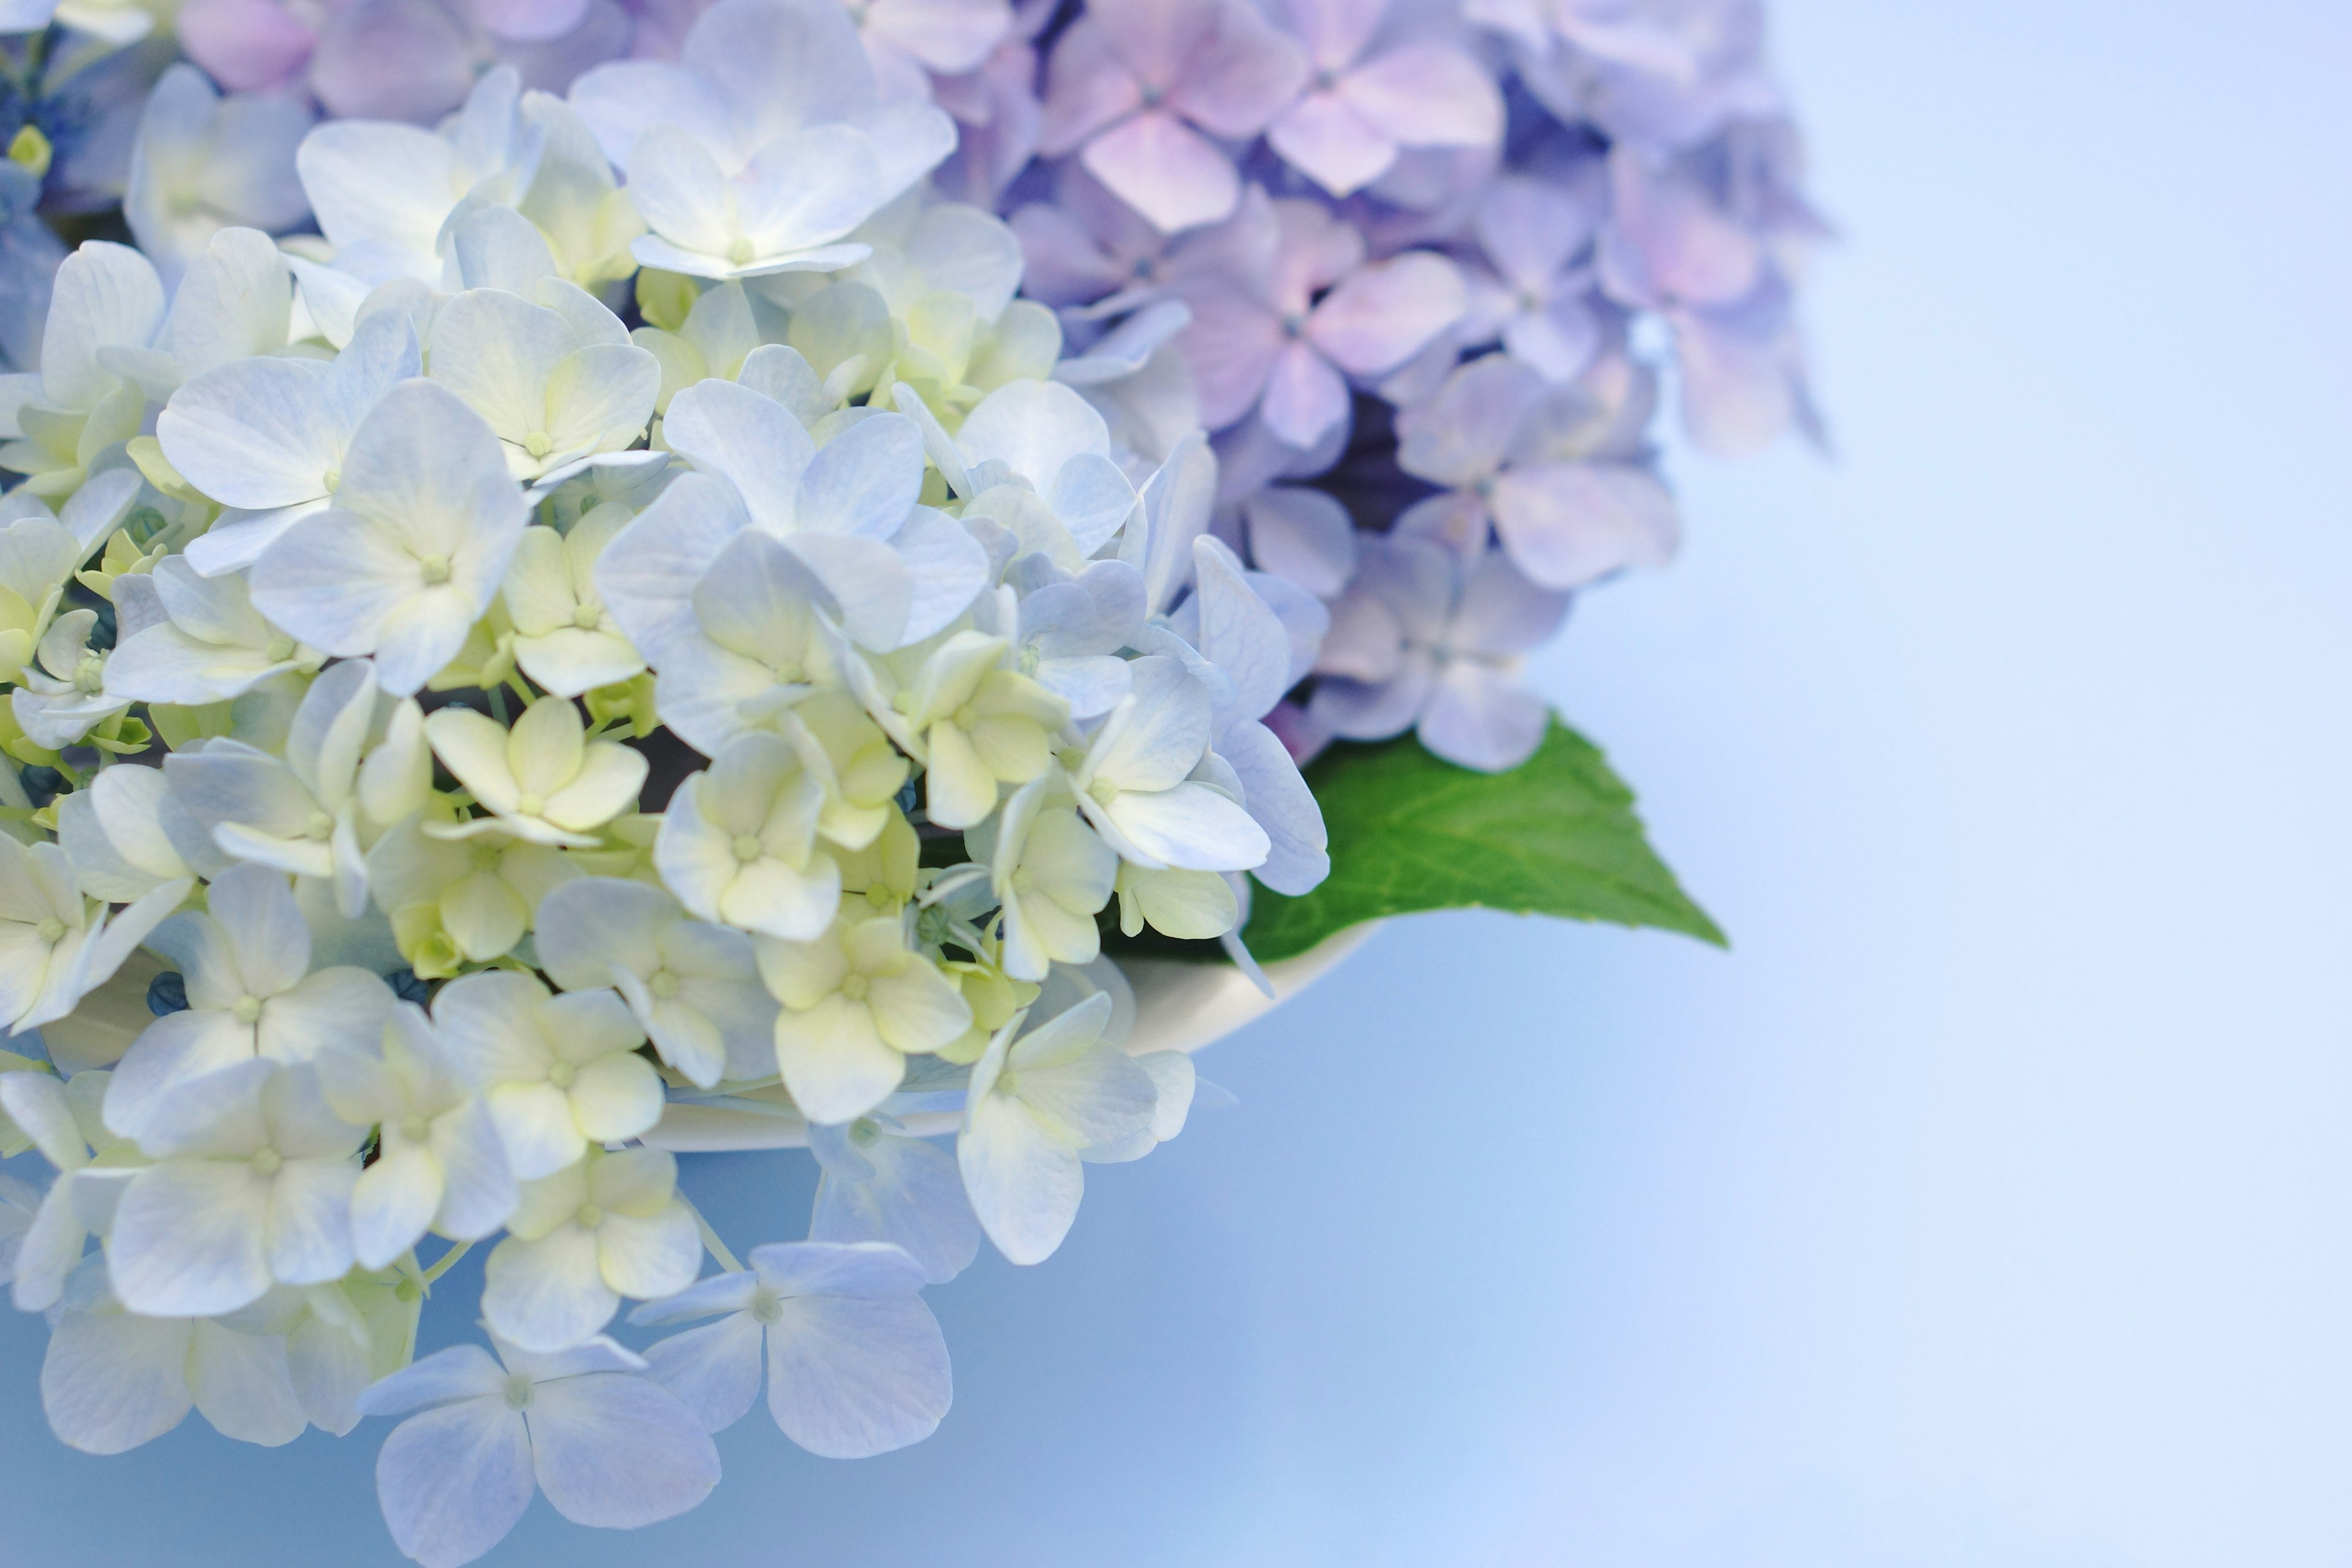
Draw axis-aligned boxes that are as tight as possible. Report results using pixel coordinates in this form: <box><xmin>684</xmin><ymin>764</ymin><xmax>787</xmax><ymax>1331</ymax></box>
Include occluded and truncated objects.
<box><xmin>679</xmin><ymin>1194</ymin><xmax>744</xmax><ymax>1274</ymax></box>
<box><xmin>418</xmin><ymin>1240</ymin><xmax>472</xmax><ymax>1290</ymax></box>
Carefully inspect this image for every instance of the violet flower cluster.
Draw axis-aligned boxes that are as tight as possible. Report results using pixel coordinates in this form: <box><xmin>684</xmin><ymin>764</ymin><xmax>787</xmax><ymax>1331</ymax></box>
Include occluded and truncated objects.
<box><xmin>4</xmin><ymin>0</ymin><xmax>1820</xmax><ymax>771</ymax></box>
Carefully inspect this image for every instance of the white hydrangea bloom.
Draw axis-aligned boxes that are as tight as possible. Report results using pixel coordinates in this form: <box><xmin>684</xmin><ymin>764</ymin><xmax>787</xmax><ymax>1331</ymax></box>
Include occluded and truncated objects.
<box><xmin>986</xmin><ymin>774</ymin><xmax>1117</xmax><ymax>982</ymax></box>
<box><xmin>869</xmin><ymin>629</ymin><xmax>1069</xmax><ymax>831</ymax></box>
<box><xmin>429</xmin><ymin>970</ymin><xmax>663</xmax><ymax>1180</ymax></box>
<box><xmin>247</xmin><ymin>380</ymin><xmax>530</xmax><ymax>696</ymax></box>
<box><xmin>161</xmin><ymin>309</ymin><xmax>422</xmax><ymax>576</ymax></box>
<box><xmin>654</xmin><ymin>727</ymin><xmax>843</xmax><ymax>940</ymax></box>
<box><xmin>423</xmin><ymin>695</ymin><xmax>647</xmax><ymax>848</ymax></box>
<box><xmin>104</xmin><ymin>864</ymin><xmax>393</xmax><ymax>1142</ymax></box>
<box><xmin>105</xmin><ymin>1059</ymin><xmax>366</xmax><ymax>1318</ymax></box>
<box><xmin>357</xmin><ymin>1334</ymin><xmax>718</xmax><ymax>1568</ymax></box>
<box><xmin>633</xmin><ymin>1240</ymin><xmax>950</xmax><ymax>1454</ymax></box>
<box><xmin>807</xmin><ymin>1113</ymin><xmax>981</xmax><ymax>1284</ymax></box>
<box><xmin>316</xmin><ymin>1001</ymin><xmax>516</xmax><ymax>1268</ymax></box>
<box><xmin>1068</xmin><ymin>654</ymin><xmax>1270</xmax><ymax>873</ymax></box>
<box><xmin>533</xmin><ymin>877</ymin><xmax>778</xmax><ymax>1088</ymax></box>
<box><xmin>598</xmin><ymin>521</ymin><xmax>848</xmax><ymax>755</ymax></box>
<box><xmin>123</xmin><ymin>66</ymin><xmax>312</xmax><ymax>290</ymax></box>
<box><xmin>104</xmin><ymin>556</ymin><xmax>321</xmax><ymax>706</ymax></box>
<box><xmin>755</xmin><ymin>912</ymin><xmax>972</xmax><ymax>1124</ymax></box>
<box><xmin>162</xmin><ymin>657</ymin><xmax>428</xmax><ymax>915</ymax></box>
<box><xmin>480</xmin><ymin>1145</ymin><xmax>701</xmax><ymax>1351</ymax></box>
<box><xmin>56</xmin><ymin>762</ymin><xmax>214</xmax><ymax>902</ymax></box>
<box><xmin>0</xmin><ymin>243</ymin><xmax>162</xmax><ymax>499</ymax></box>
<box><xmin>10</xmin><ymin>608</ymin><xmax>130</xmax><ymax>748</ymax></box>
<box><xmin>425</xmin><ymin>285</ymin><xmax>660</xmax><ymax>483</ymax></box>
<box><xmin>956</xmin><ymin>993</ymin><xmax>1156</xmax><ymax>1265</ymax></box>
<box><xmin>41</xmin><ymin>1268</ymin><xmax>312</xmax><ymax>1454</ymax></box>
<box><xmin>0</xmin><ymin>1070</ymin><xmax>146</xmax><ymax>1312</ymax></box>
<box><xmin>294</xmin><ymin>68</ymin><xmax>541</xmax><ymax>291</ymax></box>
<box><xmin>500</xmin><ymin>505</ymin><xmax>644</xmax><ymax>696</ymax></box>
<box><xmin>933</xmin><ymin>378</ymin><xmax>1140</xmax><ymax>567</ymax></box>
<box><xmin>365</xmin><ymin>819</ymin><xmax>581</xmax><ymax>966</ymax></box>
<box><xmin>570</xmin><ymin>0</ymin><xmax>956</xmax><ymax>280</ymax></box>
<box><xmin>0</xmin><ymin>836</ymin><xmax>187</xmax><ymax>1034</ymax></box>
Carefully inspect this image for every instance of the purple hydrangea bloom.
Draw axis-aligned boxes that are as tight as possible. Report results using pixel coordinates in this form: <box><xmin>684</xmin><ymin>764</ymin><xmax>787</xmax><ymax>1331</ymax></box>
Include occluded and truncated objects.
<box><xmin>1310</xmin><ymin>532</ymin><xmax>1567</xmax><ymax>771</ymax></box>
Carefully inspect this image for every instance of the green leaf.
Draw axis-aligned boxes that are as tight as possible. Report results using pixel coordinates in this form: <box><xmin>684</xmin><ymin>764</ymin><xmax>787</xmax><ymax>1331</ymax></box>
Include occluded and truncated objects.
<box><xmin>1243</xmin><ymin>717</ymin><xmax>1725</xmax><ymax>962</ymax></box>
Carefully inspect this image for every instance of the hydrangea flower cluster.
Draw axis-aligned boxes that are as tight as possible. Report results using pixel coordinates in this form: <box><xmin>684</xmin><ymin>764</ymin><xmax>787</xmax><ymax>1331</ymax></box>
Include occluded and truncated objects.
<box><xmin>0</xmin><ymin>0</ymin><xmax>1814</xmax><ymax>1559</ymax></box>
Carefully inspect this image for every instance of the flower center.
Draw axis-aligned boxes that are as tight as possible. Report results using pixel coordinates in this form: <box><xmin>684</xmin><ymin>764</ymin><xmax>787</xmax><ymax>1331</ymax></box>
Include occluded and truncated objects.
<box><xmin>751</xmin><ymin>1292</ymin><xmax>785</xmax><ymax>1324</ymax></box>
<box><xmin>472</xmin><ymin>843</ymin><xmax>504</xmax><ymax>871</ymax></box>
<box><xmin>1088</xmin><ymin>777</ymin><xmax>1119</xmax><ymax>807</ymax></box>
<box><xmin>1010</xmin><ymin>868</ymin><xmax>1035</xmax><ymax>894</ymax></box>
<box><xmin>503</xmin><ymin>1375</ymin><xmax>534</xmax><ymax>1410</ymax></box>
<box><xmin>265</xmin><ymin>635</ymin><xmax>296</xmax><ymax>662</ymax></box>
<box><xmin>73</xmin><ymin>650</ymin><xmax>105</xmax><ymax>693</ymax></box>
<box><xmin>995</xmin><ymin>1069</ymin><xmax>1019</xmax><ymax>1097</ymax></box>
<box><xmin>400</xmin><ymin>1114</ymin><xmax>430</xmax><ymax>1141</ymax></box>
<box><xmin>839</xmin><ymin>973</ymin><xmax>870</xmax><ymax>1002</ymax></box>
<box><xmin>571</xmin><ymin>603</ymin><xmax>603</xmax><ymax>630</ymax></box>
<box><xmin>34</xmin><ymin>917</ymin><xmax>66</xmax><ymax>943</ymax></box>
<box><xmin>731</xmin><ymin>834</ymin><xmax>764</xmax><ymax>863</ymax></box>
<box><xmin>231</xmin><ymin>993</ymin><xmax>263</xmax><ymax>1024</ymax></box>
<box><xmin>727</xmin><ymin>236</ymin><xmax>755</xmax><ymax>265</ymax></box>
<box><xmin>418</xmin><ymin>554</ymin><xmax>453</xmax><ymax>586</ymax></box>
<box><xmin>321</xmin><ymin>466</ymin><xmax>341</xmax><ymax>493</ymax></box>
<box><xmin>546</xmin><ymin>1060</ymin><xmax>576</xmax><ymax>1088</ymax></box>
<box><xmin>305</xmin><ymin>810</ymin><xmax>334</xmax><ymax>840</ymax></box>
<box><xmin>952</xmin><ymin>703</ymin><xmax>980</xmax><ymax>730</ymax></box>
<box><xmin>515</xmin><ymin>793</ymin><xmax>545</xmax><ymax>816</ymax></box>
<box><xmin>523</xmin><ymin>430</ymin><xmax>553</xmax><ymax>459</ymax></box>
<box><xmin>848</xmin><ymin>1118</ymin><xmax>880</xmax><ymax>1148</ymax></box>
<box><xmin>574</xmin><ymin>1202</ymin><xmax>603</xmax><ymax>1229</ymax></box>
<box><xmin>649</xmin><ymin>968</ymin><xmax>681</xmax><ymax>999</ymax></box>
<box><xmin>864</xmin><ymin>885</ymin><xmax>892</xmax><ymax>908</ymax></box>
<box><xmin>250</xmin><ymin>1148</ymin><xmax>283</xmax><ymax>1178</ymax></box>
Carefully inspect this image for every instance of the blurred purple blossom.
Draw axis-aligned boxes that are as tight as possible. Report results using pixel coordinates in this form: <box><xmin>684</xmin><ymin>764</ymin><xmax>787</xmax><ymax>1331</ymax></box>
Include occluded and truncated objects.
<box><xmin>1310</xmin><ymin>532</ymin><xmax>1567</xmax><ymax>771</ymax></box>
<box><xmin>1262</xmin><ymin>0</ymin><xmax>1501</xmax><ymax>197</ymax></box>
<box><xmin>1036</xmin><ymin>0</ymin><xmax>1307</xmax><ymax>233</ymax></box>
<box><xmin>1175</xmin><ymin>188</ymin><xmax>1464</xmax><ymax>448</ymax></box>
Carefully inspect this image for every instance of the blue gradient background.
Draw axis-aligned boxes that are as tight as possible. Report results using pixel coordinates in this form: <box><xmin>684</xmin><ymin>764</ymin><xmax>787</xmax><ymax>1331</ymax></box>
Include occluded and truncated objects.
<box><xmin>9</xmin><ymin>1</ymin><xmax>2352</xmax><ymax>1562</ymax></box>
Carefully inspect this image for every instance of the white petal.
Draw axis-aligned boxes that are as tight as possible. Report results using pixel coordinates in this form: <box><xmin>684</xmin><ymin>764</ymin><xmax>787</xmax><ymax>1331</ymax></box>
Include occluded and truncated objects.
<box><xmin>352</xmin><ymin>1144</ymin><xmax>442</xmax><ymax>1270</ymax></box>
<box><xmin>527</xmin><ymin>1371</ymin><xmax>721</xmax><ymax>1527</ymax></box>
<box><xmin>109</xmin><ymin>1160</ymin><xmax>274</xmax><ymax>1316</ymax></box>
<box><xmin>642</xmin><ymin>1310</ymin><xmax>764</xmax><ymax>1432</ymax></box>
<box><xmin>483</xmin><ymin>1224</ymin><xmax>617</xmax><ymax>1351</ymax></box>
<box><xmin>957</xmin><ymin>1088</ymin><xmax>1082</xmax><ymax>1267</ymax></box>
<box><xmin>357</xmin><ymin>1342</ymin><xmax>507</xmax><ymax>1416</ymax></box>
<box><xmin>809</xmin><ymin>1123</ymin><xmax>979</xmax><ymax>1284</ymax></box>
<box><xmin>40</xmin><ymin>1310</ymin><xmax>193</xmax><ymax>1454</ymax></box>
<box><xmin>266</xmin><ymin>1158</ymin><xmax>360</xmax><ymax>1284</ymax></box>
<box><xmin>1103</xmin><ymin>780</ymin><xmax>1270</xmax><ymax>872</ymax></box>
<box><xmin>187</xmin><ymin>1319</ymin><xmax>307</xmax><ymax>1446</ymax></box>
<box><xmin>376</xmin><ymin>1398</ymin><xmax>536</xmax><ymax>1568</ymax></box>
<box><xmin>767</xmin><ymin>1292</ymin><xmax>949</xmax><ymax>1457</ymax></box>
<box><xmin>774</xmin><ymin>994</ymin><xmax>904</xmax><ymax>1126</ymax></box>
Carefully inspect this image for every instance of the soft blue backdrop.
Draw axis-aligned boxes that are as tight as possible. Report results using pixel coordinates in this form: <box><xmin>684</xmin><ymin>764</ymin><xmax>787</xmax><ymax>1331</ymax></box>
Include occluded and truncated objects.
<box><xmin>8</xmin><ymin>1</ymin><xmax>2352</xmax><ymax>1562</ymax></box>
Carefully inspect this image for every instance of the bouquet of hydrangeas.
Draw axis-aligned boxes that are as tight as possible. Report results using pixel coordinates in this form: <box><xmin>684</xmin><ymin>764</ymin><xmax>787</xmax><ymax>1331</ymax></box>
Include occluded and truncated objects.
<box><xmin>0</xmin><ymin>0</ymin><xmax>1818</xmax><ymax>1559</ymax></box>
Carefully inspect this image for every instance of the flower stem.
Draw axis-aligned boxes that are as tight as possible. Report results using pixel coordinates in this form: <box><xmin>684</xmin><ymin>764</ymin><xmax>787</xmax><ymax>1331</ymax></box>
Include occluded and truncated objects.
<box><xmin>679</xmin><ymin>1194</ymin><xmax>744</xmax><ymax>1273</ymax></box>
<box><xmin>418</xmin><ymin>1240</ymin><xmax>472</xmax><ymax>1291</ymax></box>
